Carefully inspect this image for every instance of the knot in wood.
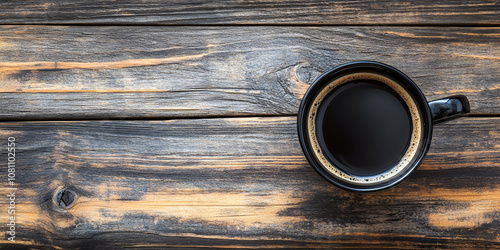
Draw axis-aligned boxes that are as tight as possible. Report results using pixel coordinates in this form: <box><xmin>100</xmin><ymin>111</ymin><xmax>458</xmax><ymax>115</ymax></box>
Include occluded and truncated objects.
<box><xmin>54</xmin><ymin>188</ymin><xmax>76</xmax><ymax>209</ymax></box>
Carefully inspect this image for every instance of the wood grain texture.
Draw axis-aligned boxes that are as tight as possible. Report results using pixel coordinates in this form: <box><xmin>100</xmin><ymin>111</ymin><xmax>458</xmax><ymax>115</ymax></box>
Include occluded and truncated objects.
<box><xmin>0</xmin><ymin>0</ymin><xmax>499</xmax><ymax>25</ymax></box>
<box><xmin>0</xmin><ymin>117</ymin><xmax>498</xmax><ymax>248</ymax></box>
<box><xmin>1</xmin><ymin>26</ymin><xmax>499</xmax><ymax>120</ymax></box>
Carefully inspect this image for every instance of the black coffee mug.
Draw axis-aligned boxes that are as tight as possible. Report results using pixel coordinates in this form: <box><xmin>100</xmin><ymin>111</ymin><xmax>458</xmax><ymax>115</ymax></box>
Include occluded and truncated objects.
<box><xmin>297</xmin><ymin>61</ymin><xmax>470</xmax><ymax>192</ymax></box>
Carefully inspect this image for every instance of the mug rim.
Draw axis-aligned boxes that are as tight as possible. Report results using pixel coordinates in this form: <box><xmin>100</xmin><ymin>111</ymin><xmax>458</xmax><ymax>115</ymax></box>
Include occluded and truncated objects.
<box><xmin>297</xmin><ymin>61</ymin><xmax>433</xmax><ymax>192</ymax></box>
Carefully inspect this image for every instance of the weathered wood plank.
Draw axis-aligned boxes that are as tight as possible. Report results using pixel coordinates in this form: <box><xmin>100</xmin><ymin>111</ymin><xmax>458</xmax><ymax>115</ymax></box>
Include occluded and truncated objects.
<box><xmin>0</xmin><ymin>0</ymin><xmax>499</xmax><ymax>25</ymax></box>
<box><xmin>0</xmin><ymin>117</ymin><xmax>498</xmax><ymax>248</ymax></box>
<box><xmin>0</xmin><ymin>26</ymin><xmax>499</xmax><ymax>120</ymax></box>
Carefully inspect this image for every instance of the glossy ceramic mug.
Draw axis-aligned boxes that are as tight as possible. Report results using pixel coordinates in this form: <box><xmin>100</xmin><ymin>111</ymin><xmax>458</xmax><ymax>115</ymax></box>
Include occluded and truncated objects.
<box><xmin>297</xmin><ymin>61</ymin><xmax>470</xmax><ymax>192</ymax></box>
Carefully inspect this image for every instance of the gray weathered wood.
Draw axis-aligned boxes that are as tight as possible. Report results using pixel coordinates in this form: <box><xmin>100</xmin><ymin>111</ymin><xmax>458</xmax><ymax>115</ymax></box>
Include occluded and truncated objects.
<box><xmin>1</xmin><ymin>26</ymin><xmax>499</xmax><ymax>120</ymax></box>
<box><xmin>0</xmin><ymin>0</ymin><xmax>499</xmax><ymax>25</ymax></box>
<box><xmin>0</xmin><ymin>117</ymin><xmax>498</xmax><ymax>248</ymax></box>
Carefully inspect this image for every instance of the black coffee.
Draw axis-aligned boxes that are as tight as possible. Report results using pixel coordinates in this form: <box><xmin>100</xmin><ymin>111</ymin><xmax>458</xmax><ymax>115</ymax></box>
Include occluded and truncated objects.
<box><xmin>315</xmin><ymin>80</ymin><xmax>413</xmax><ymax>177</ymax></box>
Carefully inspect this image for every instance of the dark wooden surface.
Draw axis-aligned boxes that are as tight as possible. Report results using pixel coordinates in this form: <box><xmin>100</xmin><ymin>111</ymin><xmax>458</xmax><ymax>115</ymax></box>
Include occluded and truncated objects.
<box><xmin>0</xmin><ymin>117</ymin><xmax>499</xmax><ymax>248</ymax></box>
<box><xmin>1</xmin><ymin>0</ymin><xmax>499</xmax><ymax>25</ymax></box>
<box><xmin>0</xmin><ymin>1</ymin><xmax>499</xmax><ymax>249</ymax></box>
<box><xmin>1</xmin><ymin>26</ymin><xmax>499</xmax><ymax>121</ymax></box>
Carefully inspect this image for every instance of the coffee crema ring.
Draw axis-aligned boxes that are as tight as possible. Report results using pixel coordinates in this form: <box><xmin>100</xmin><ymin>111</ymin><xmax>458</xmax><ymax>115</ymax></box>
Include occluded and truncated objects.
<box><xmin>307</xmin><ymin>72</ymin><xmax>423</xmax><ymax>185</ymax></box>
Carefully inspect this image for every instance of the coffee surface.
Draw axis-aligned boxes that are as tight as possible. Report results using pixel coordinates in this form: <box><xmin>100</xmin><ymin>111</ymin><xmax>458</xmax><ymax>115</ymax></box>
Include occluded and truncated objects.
<box><xmin>316</xmin><ymin>80</ymin><xmax>412</xmax><ymax>177</ymax></box>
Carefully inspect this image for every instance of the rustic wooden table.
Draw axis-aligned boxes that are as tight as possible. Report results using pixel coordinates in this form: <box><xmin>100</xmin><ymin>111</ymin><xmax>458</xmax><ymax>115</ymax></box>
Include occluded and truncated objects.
<box><xmin>1</xmin><ymin>1</ymin><xmax>499</xmax><ymax>248</ymax></box>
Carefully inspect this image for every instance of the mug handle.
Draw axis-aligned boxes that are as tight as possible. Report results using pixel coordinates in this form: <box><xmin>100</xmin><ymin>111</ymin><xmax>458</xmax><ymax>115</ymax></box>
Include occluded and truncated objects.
<box><xmin>428</xmin><ymin>95</ymin><xmax>470</xmax><ymax>124</ymax></box>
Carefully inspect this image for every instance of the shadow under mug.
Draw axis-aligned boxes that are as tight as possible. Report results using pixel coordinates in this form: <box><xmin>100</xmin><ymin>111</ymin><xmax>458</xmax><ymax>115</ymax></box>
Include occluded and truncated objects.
<box><xmin>297</xmin><ymin>61</ymin><xmax>470</xmax><ymax>192</ymax></box>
